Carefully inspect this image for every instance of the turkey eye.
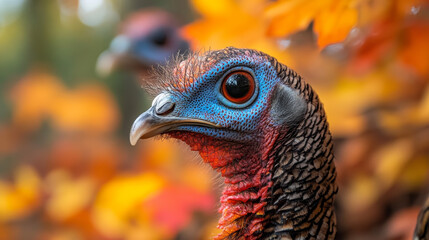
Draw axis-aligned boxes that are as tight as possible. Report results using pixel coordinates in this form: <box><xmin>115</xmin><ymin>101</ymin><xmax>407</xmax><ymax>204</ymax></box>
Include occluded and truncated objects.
<box><xmin>221</xmin><ymin>71</ymin><xmax>255</xmax><ymax>104</ymax></box>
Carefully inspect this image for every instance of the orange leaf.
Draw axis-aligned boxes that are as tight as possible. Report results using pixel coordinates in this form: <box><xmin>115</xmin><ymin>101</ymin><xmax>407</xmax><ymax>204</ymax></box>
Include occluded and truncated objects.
<box><xmin>342</xmin><ymin>174</ymin><xmax>379</xmax><ymax>214</ymax></box>
<box><xmin>190</xmin><ymin>0</ymin><xmax>240</xmax><ymax>17</ymax></box>
<box><xmin>373</xmin><ymin>139</ymin><xmax>413</xmax><ymax>189</ymax></box>
<box><xmin>45</xmin><ymin>170</ymin><xmax>96</xmax><ymax>221</ymax></box>
<box><xmin>313</xmin><ymin>3</ymin><xmax>358</xmax><ymax>47</ymax></box>
<box><xmin>347</xmin><ymin>20</ymin><xmax>397</xmax><ymax>75</ymax></box>
<box><xmin>92</xmin><ymin>172</ymin><xmax>166</xmax><ymax>238</ymax></box>
<box><xmin>0</xmin><ymin>165</ymin><xmax>41</xmax><ymax>221</ymax></box>
<box><xmin>49</xmin><ymin>84</ymin><xmax>119</xmax><ymax>133</ymax></box>
<box><xmin>414</xmin><ymin>85</ymin><xmax>429</xmax><ymax>124</ymax></box>
<box><xmin>265</xmin><ymin>0</ymin><xmax>359</xmax><ymax>47</ymax></box>
<box><xmin>182</xmin><ymin>0</ymin><xmax>292</xmax><ymax>64</ymax></box>
<box><xmin>399</xmin><ymin>21</ymin><xmax>429</xmax><ymax>77</ymax></box>
<box><xmin>9</xmin><ymin>71</ymin><xmax>64</xmax><ymax>131</ymax></box>
<box><xmin>265</xmin><ymin>0</ymin><xmax>321</xmax><ymax>37</ymax></box>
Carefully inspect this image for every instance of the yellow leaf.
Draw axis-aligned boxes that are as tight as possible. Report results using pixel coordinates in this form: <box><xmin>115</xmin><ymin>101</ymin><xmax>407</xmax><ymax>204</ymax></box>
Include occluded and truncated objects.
<box><xmin>399</xmin><ymin>155</ymin><xmax>429</xmax><ymax>189</ymax></box>
<box><xmin>183</xmin><ymin>0</ymin><xmax>292</xmax><ymax>64</ymax></box>
<box><xmin>45</xmin><ymin>170</ymin><xmax>96</xmax><ymax>221</ymax></box>
<box><xmin>313</xmin><ymin>3</ymin><xmax>358</xmax><ymax>47</ymax></box>
<box><xmin>265</xmin><ymin>0</ymin><xmax>392</xmax><ymax>47</ymax></box>
<box><xmin>0</xmin><ymin>165</ymin><xmax>41</xmax><ymax>221</ymax></box>
<box><xmin>343</xmin><ymin>174</ymin><xmax>379</xmax><ymax>213</ymax></box>
<box><xmin>9</xmin><ymin>71</ymin><xmax>64</xmax><ymax>131</ymax></box>
<box><xmin>414</xmin><ymin>85</ymin><xmax>429</xmax><ymax>124</ymax></box>
<box><xmin>9</xmin><ymin>71</ymin><xmax>120</xmax><ymax>134</ymax></box>
<box><xmin>190</xmin><ymin>0</ymin><xmax>239</xmax><ymax>17</ymax></box>
<box><xmin>92</xmin><ymin>172</ymin><xmax>166</xmax><ymax>238</ymax></box>
<box><xmin>373</xmin><ymin>139</ymin><xmax>413</xmax><ymax>189</ymax></box>
<box><xmin>15</xmin><ymin>165</ymin><xmax>41</xmax><ymax>201</ymax></box>
<box><xmin>317</xmin><ymin>71</ymin><xmax>400</xmax><ymax>136</ymax></box>
<box><xmin>265</xmin><ymin>0</ymin><xmax>322</xmax><ymax>37</ymax></box>
<box><xmin>49</xmin><ymin>84</ymin><xmax>120</xmax><ymax>133</ymax></box>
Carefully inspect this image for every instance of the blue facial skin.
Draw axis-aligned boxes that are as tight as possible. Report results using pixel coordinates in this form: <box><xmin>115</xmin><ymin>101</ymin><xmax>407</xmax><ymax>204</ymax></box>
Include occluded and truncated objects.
<box><xmin>163</xmin><ymin>55</ymin><xmax>282</xmax><ymax>143</ymax></box>
<box><xmin>132</xmin><ymin>27</ymin><xmax>189</xmax><ymax>65</ymax></box>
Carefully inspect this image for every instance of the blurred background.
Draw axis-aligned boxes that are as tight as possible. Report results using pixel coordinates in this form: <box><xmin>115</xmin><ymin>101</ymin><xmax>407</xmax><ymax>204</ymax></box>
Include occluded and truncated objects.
<box><xmin>0</xmin><ymin>0</ymin><xmax>428</xmax><ymax>239</ymax></box>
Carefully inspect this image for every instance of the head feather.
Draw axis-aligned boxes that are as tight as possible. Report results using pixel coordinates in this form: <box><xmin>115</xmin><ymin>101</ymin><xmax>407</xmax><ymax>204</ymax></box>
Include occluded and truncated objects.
<box><xmin>141</xmin><ymin>47</ymin><xmax>279</xmax><ymax>97</ymax></box>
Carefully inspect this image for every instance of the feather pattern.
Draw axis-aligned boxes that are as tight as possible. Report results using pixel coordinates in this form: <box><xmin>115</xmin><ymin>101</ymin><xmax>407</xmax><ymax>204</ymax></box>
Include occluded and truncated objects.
<box><xmin>263</xmin><ymin>65</ymin><xmax>337</xmax><ymax>239</ymax></box>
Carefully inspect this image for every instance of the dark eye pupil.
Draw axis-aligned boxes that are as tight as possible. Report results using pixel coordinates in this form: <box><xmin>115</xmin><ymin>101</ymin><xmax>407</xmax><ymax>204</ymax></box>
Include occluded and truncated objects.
<box><xmin>224</xmin><ymin>74</ymin><xmax>250</xmax><ymax>99</ymax></box>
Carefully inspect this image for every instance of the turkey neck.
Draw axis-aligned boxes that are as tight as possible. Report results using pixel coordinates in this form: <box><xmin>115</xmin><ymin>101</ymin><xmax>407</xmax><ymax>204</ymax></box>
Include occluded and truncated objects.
<box><xmin>215</xmin><ymin>130</ymin><xmax>280</xmax><ymax>240</ymax></box>
<box><xmin>171</xmin><ymin>130</ymin><xmax>279</xmax><ymax>240</ymax></box>
<box><xmin>263</xmin><ymin>114</ymin><xmax>337</xmax><ymax>239</ymax></box>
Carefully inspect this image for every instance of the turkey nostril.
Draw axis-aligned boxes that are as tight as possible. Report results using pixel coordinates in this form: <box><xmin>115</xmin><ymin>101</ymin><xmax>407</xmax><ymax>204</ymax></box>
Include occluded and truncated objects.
<box><xmin>155</xmin><ymin>101</ymin><xmax>175</xmax><ymax>115</ymax></box>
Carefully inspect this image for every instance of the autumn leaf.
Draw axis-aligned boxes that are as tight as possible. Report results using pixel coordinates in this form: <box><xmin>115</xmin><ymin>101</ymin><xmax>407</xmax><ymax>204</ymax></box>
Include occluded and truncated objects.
<box><xmin>190</xmin><ymin>0</ymin><xmax>241</xmax><ymax>17</ymax></box>
<box><xmin>313</xmin><ymin>1</ymin><xmax>358</xmax><ymax>47</ymax></box>
<box><xmin>317</xmin><ymin>70</ymin><xmax>400</xmax><ymax>136</ymax></box>
<box><xmin>9</xmin><ymin>71</ymin><xmax>64</xmax><ymax>131</ymax></box>
<box><xmin>0</xmin><ymin>165</ymin><xmax>41</xmax><ymax>221</ymax></box>
<box><xmin>399</xmin><ymin>155</ymin><xmax>429</xmax><ymax>190</ymax></box>
<box><xmin>414</xmin><ymin>85</ymin><xmax>429</xmax><ymax>124</ymax></box>
<box><xmin>346</xmin><ymin>174</ymin><xmax>379</xmax><ymax>210</ymax></box>
<box><xmin>372</xmin><ymin>139</ymin><xmax>414</xmax><ymax>189</ymax></box>
<box><xmin>92</xmin><ymin>172</ymin><xmax>166</xmax><ymax>238</ymax></box>
<box><xmin>265</xmin><ymin>0</ymin><xmax>359</xmax><ymax>47</ymax></box>
<box><xmin>265</xmin><ymin>0</ymin><xmax>322</xmax><ymax>40</ymax></box>
<box><xmin>183</xmin><ymin>0</ymin><xmax>292</xmax><ymax>64</ymax></box>
<box><xmin>8</xmin><ymin>71</ymin><xmax>120</xmax><ymax>134</ymax></box>
<box><xmin>47</xmin><ymin>136</ymin><xmax>121</xmax><ymax>182</ymax></box>
<box><xmin>346</xmin><ymin>19</ymin><xmax>397</xmax><ymax>75</ymax></box>
<box><xmin>143</xmin><ymin>184</ymin><xmax>215</xmax><ymax>236</ymax></box>
<box><xmin>399</xmin><ymin>21</ymin><xmax>429</xmax><ymax>78</ymax></box>
<box><xmin>44</xmin><ymin>170</ymin><xmax>96</xmax><ymax>221</ymax></box>
<box><xmin>264</xmin><ymin>0</ymin><xmax>428</xmax><ymax>47</ymax></box>
<box><xmin>49</xmin><ymin>84</ymin><xmax>120</xmax><ymax>133</ymax></box>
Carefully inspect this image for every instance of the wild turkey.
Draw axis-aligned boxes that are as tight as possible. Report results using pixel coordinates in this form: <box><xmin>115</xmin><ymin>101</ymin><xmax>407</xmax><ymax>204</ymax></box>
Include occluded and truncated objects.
<box><xmin>129</xmin><ymin>47</ymin><xmax>427</xmax><ymax>239</ymax></box>
<box><xmin>96</xmin><ymin>9</ymin><xmax>189</xmax><ymax>76</ymax></box>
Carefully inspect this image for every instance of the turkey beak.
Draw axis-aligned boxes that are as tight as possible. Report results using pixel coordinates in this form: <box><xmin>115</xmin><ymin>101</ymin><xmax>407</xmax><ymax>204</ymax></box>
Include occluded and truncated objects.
<box><xmin>96</xmin><ymin>35</ymin><xmax>135</xmax><ymax>76</ymax></box>
<box><xmin>129</xmin><ymin>93</ymin><xmax>221</xmax><ymax>146</ymax></box>
<box><xmin>129</xmin><ymin>109</ymin><xmax>171</xmax><ymax>145</ymax></box>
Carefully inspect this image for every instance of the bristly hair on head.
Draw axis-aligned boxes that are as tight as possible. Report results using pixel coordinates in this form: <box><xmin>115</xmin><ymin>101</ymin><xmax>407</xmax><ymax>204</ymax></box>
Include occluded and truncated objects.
<box><xmin>139</xmin><ymin>47</ymin><xmax>267</xmax><ymax>97</ymax></box>
<box><xmin>139</xmin><ymin>48</ymin><xmax>209</xmax><ymax>97</ymax></box>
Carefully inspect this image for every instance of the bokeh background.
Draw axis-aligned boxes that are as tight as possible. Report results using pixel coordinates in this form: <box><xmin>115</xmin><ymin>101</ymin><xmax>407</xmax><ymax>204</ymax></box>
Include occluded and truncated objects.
<box><xmin>0</xmin><ymin>0</ymin><xmax>428</xmax><ymax>239</ymax></box>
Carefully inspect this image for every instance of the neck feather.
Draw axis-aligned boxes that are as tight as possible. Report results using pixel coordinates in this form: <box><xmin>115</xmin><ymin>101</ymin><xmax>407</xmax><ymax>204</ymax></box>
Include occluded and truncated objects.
<box><xmin>172</xmin><ymin>130</ymin><xmax>279</xmax><ymax>240</ymax></box>
<box><xmin>262</xmin><ymin>106</ymin><xmax>337</xmax><ymax>239</ymax></box>
<box><xmin>214</xmin><ymin>129</ymin><xmax>280</xmax><ymax>240</ymax></box>
<box><xmin>259</xmin><ymin>67</ymin><xmax>338</xmax><ymax>239</ymax></box>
